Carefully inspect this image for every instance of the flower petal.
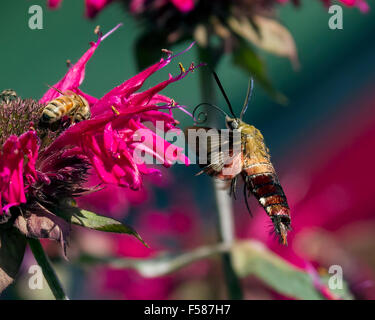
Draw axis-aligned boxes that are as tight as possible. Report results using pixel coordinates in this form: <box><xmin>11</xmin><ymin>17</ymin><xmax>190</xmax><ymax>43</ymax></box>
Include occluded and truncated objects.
<box><xmin>170</xmin><ymin>0</ymin><xmax>195</xmax><ymax>13</ymax></box>
<box><xmin>85</xmin><ymin>0</ymin><xmax>113</xmax><ymax>18</ymax></box>
<box><xmin>0</xmin><ymin>136</ymin><xmax>26</xmax><ymax>211</ymax></box>
<box><xmin>47</xmin><ymin>0</ymin><xmax>63</xmax><ymax>9</ymax></box>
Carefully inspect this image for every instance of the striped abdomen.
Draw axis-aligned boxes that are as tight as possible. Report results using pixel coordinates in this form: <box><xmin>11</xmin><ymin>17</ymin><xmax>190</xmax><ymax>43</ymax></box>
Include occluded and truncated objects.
<box><xmin>243</xmin><ymin>163</ymin><xmax>291</xmax><ymax>244</ymax></box>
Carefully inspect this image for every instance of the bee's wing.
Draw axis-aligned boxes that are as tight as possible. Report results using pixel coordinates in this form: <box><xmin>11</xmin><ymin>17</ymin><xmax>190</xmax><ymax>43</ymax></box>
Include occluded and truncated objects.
<box><xmin>66</xmin><ymin>91</ymin><xmax>85</xmax><ymax>103</ymax></box>
<box><xmin>185</xmin><ymin>126</ymin><xmax>243</xmax><ymax>180</ymax></box>
<box><xmin>63</xmin><ymin>90</ymin><xmax>85</xmax><ymax>116</ymax></box>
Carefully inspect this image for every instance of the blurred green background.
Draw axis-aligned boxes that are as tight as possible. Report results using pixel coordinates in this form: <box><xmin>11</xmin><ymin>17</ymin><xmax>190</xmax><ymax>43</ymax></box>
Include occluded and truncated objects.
<box><xmin>1</xmin><ymin>0</ymin><xmax>374</xmax><ymax>158</ymax></box>
<box><xmin>1</xmin><ymin>0</ymin><xmax>375</xmax><ymax>299</ymax></box>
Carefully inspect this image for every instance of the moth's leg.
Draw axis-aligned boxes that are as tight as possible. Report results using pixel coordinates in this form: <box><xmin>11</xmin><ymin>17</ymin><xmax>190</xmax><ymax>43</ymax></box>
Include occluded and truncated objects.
<box><xmin>243</xmin><ymin>182</ymin><xmax>253</xmax><ymax>217</ymax></box>
<box><xmin>230</xmin><ymin>176</ymin><xmax>238</xmax><ymax>199</ymax></box>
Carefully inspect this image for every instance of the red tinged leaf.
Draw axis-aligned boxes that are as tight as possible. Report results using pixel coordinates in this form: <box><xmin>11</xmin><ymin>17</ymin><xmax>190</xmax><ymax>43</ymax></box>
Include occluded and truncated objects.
<box><xmin>14</xmin><ymin>206</ymin><xmax>71</xmax><ymax>257</ymax></box>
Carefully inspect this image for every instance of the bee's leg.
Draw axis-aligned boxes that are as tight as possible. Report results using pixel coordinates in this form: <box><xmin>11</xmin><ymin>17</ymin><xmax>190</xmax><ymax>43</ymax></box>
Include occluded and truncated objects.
<box><xmin>72</xmin><ymin>107</ymin><xmax>89</xmax><ymax>124</ymax></box>
<box><xmin>229</xmin><ymin>177</ymin><xmax>238</xmax><ymax>199</ymax></box>
<box><xmin>73</xmin><ymin>112</ymin><xmax>84</xmax><ymax>123</ymax></box>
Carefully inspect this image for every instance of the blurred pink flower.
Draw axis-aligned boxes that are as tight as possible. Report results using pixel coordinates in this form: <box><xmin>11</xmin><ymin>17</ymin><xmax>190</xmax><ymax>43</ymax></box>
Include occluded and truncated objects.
<box><xmin>237</xmin><ymin>88</ymin><xmax>375</xmax><ymax>297</ymax></box>
<box><xmin>47</xmin><ymin>0</ymin><xmax>113</xmax><ymax>18</ymax></box>
<box><xmin>278</xmin><ymin>0</ymin><xmax>369</xmax><ymax>12</ymax></box>
<box><xmin>1</xmin><ymin>23</ymin><xmax>193</xmax><ymax>212</ymax></box>
<box><xmin>170</xmin><ymin>0</ymin><xmax>195</xmax><ymax>12</ymax></box>
<box><xmin>0</xmin><ymin>131</ymin><xmax>38</xmax><ymax>212</ymax></box>
<box><xmin>77</xmin><ymin>165</ymin><xmax>174</xmax><ymax>219</ymax></box>
<box><xmin>48</xmin><ymin>0</ymin><xmax>369</xmax><ymax>22</ymax></box>
<box><xmin>47</xmin><ymin>0</ymin><xmax>62</xmax><ymax>8</ymax></box>
<box><xmin>339</xmin><ymin>0</ymin><xmax>369</xmax><ymax>12</ymax></box>
<box><xmin>77</xmin><ymin>176</ymin><xmax>148</xmax><ymax>219</ymax></box>
<box><xmin>130</xmin><ymin>0</ymin><xmax>195</xmax><ymax>13</ymax></box>
<box><xmin>94</xmin><ymin>203</ymin><xmax>210</xmax><ymax>299</ymax></box>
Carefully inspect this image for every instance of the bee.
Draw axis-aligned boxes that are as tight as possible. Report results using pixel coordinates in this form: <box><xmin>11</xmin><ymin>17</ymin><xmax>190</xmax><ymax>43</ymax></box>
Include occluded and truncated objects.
<box><xmin>39</xmin><ymin>88</ymin><xmax>91</xmax><ymax>130</ymax></box>
<box><xmin>187</xmin><ymin>72</ymin><xmax>291</xmax><ymax>245</ymax></box>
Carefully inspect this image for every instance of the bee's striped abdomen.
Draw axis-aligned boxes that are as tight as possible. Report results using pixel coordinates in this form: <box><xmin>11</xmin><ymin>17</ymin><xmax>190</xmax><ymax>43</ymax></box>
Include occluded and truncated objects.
<box><xmin>41</xmin><ymin>96</ymin><xmax>75</xmax><ymax>124</ymax></box>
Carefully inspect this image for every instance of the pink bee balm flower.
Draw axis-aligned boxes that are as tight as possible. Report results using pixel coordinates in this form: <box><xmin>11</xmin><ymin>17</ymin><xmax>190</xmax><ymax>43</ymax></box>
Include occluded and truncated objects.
<box><xmin>278</xmin><ymin>0</ymin><xmax>369</xmax><ymax>12</ymax></box>
<box><xmin>0</xmin><ymin>25</ymin><xmax>197</xmax><ymax>293</ymax></box>
<box><xmin>40</xmin><ymin>25</ymin><xmax>195</xmax><ymax>189</ymax></box>
<box><xmin>130</xmin><ymin>0</ymin><xmax>194</xmax><ymax>13</ymax></box>
<box><xmin>170</xmin><ymin>0</ymin><xmax>195</xmax><ymax>12</ymax></box>
<box><xmin>340</xmin><ymin>0</ymin><xmax>369</xmax><ymax>12</ymax></box>
<box><xmin>47</xmin><ymin>0</ymin><xmax>113</xmax><ymax>18</ymax></box>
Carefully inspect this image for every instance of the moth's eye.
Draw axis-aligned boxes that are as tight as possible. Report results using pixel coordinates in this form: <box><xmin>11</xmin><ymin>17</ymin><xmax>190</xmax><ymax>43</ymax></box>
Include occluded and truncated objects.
<box><xmin>226</xmin><ymin>118</ymin><xmax>239</xmax><ymax>130</ymax></box>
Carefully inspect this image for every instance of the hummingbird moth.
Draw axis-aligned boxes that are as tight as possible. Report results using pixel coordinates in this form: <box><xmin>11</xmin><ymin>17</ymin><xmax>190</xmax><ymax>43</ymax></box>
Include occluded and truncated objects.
<box><xmin>186</xmin><ymin>72</ymin><xmax>291</xmax><ymax>244</ymax></box>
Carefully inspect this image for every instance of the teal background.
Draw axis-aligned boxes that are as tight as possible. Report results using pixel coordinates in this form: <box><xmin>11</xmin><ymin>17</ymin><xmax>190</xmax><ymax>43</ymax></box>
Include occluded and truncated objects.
<box><xmin>1</xmin><ymin>0</ymin><xmax>375</xmax><ymax>156</ymax></box>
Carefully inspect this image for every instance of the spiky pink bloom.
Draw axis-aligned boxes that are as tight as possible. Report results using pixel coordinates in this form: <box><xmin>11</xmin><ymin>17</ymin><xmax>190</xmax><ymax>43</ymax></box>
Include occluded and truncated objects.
<box><xmin>0</xmin><ymin>25</ymin><xmax>194</xmax><ymax>215</ymax></box>
<box><xmin>279</xmin><ymin>0</ymin><xmax>369</xmax><ymax>13</ymax></box>
<box><xmin>0</xmin><ymin>26</ymin><xmax>199</xmax><ymax>278</ymax></box>
<box><xmin>0</xmin><ymin>23</ymin><xmax>199</xmax><ymax>293</ymax></box>
<box><xmin>48</xmin><ymin>0</ymin><xmax>113</xmax><ymax>18</ymax></box>
<box><xmin>48</xmin><ymin>0</ymin><xmax>194</xmax><ymax>16</ymax></box>
<box><xmin>339</xmin><ymin>0</ymin><xmax>369</xmax><ymax>12</ymax></box>
<box><xmin>41</xmin><ymin>33</ymin><xmax>194</xmax><ymax>190</ymax></box>
<box><xmin>130</xmin><ymin>0</ymin><xmax>195</xmax><ymax>13</ymax></box>
<box><xmin>0</xmin><ymin>131</ymin><xmax>37</xmax><ymax>213</ymax></box>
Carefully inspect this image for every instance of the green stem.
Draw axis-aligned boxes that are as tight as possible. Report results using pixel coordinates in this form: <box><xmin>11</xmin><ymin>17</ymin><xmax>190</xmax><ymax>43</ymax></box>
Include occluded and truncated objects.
<box><xmin>198</xmin><ymin>45</ymin><xmax>244</xmax><ymax>300</ymax></box>
<box><xmin>27</xmin><ymin>238</ymin><xmax>69</xmax><ymax>300</ymax></box>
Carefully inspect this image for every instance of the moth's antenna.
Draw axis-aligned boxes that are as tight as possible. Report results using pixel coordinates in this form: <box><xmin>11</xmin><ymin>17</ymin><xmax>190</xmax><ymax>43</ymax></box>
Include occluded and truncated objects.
<box><xmin>212</xmin><ymin>71</ymin><xmax>237</xmax><ymax>118</ymax></box>
<box><xmin>193</xmin><ymin>102</ymin><xmax>230</xmax><ymax>124</ymax></box>
<box><xmin>240</xmin><ymin>77</ymin><xmax>254</xmax><ymax>120</ymax></box>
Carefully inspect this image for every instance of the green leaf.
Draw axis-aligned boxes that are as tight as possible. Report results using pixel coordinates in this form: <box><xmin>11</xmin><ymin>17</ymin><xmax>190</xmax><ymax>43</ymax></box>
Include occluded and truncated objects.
<box><xmin>231</xmin><ymin>240</ymin><xmax>352</xmax><ymax>300</ymax></box>
<box><xmin>232</xmin><ymin>40</ymin><xmax>287</xmax><ymax>104</ymax></box>
<box><xmin>77</xmin><ymin>239</ymin><xmax>353</xmax><ymax>300</ymax></box>
<box><xmin>0</xmin><ymin>227</ymin><xmax>26</xmax><ymax>294</ymax></box>
<box><xmin>320</xmin><ymin>275</ymin><xmax>354</xmax><ymax>300</ymax></box>
<box><xmin>71</xmin><ymin>209</ymin><xmax>148</xmax><ymax>247</ymax></box>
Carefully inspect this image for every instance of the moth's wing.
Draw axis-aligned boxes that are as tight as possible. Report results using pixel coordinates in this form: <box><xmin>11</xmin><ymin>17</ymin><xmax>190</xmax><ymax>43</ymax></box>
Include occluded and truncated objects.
<box><xmin>185</xmin><ymin>126</ymin><xmax>243</xmax><ymax>180</ymax></box>
<box><xmin>240</xmin><ymin>129</ymin><xmax>271</xmax><ymax>170</ymax></box>
<box><xmin>184</xmin><ymin>126</ymin><xmax>214</xmax><ymax>162</ymax></box>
